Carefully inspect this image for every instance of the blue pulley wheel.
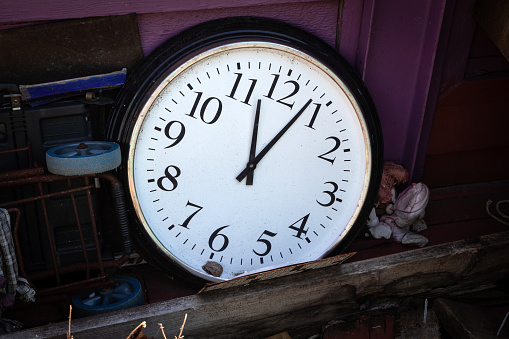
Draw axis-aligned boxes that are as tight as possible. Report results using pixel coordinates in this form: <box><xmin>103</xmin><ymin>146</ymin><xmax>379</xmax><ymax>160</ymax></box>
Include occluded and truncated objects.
<box><xmin>46</xmin><ymin>141</ymin><xmax>121</xmax><ymax>176</ymax></box>
<box><xmin>72</xmin><ymin>276</ymin><xmax>144</xmax><ymax>318</ymax></box>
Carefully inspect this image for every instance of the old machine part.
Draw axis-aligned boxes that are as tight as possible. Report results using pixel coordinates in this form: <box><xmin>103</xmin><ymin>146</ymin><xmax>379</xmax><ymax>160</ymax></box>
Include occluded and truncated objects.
<box><xmin>0</xmin><ymin>168</ymin><xmax>132</xmax><ymax>294</ymax></box>
<box><xmin>71</xmin><ymin>275</ymin><xmax>144</xmax><ymax>318</ymax></box>
<box><xmin>0</xmin><ymin>82</ymin><xmax>132</xmax><ymax>295</ymax></box>
<box><xmin>46</xmin><ymin>141</ymin><xmax>121</xmax><ymax>176</ymax></box>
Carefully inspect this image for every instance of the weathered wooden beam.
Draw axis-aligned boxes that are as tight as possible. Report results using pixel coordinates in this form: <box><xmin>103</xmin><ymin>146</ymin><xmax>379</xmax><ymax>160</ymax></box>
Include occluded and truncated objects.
<box><xmin>6</xmin><ymin>231</ymin><xmax>509</xmax><ymax>339</ymax></box>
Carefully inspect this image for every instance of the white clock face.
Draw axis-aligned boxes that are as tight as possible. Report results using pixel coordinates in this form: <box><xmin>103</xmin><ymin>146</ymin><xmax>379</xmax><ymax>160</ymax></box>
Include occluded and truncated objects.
<box><xmin>128</xmin><ymin>42</ymin><xmax>371</xmax><ymax>282</ymax></box>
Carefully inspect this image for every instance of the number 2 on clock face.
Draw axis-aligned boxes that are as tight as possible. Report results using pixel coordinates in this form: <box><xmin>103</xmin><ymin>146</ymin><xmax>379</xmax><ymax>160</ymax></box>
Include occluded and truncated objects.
<box><xmin>129</xmin><ymin>42</ymin><xmax>370</xmax><ymax>282</ymax></box>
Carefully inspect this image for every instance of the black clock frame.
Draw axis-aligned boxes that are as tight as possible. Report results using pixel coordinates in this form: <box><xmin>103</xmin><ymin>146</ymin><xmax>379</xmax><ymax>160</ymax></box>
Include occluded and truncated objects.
<box><xmin>106</xmin><ymin>16</ymin><xmax>383</xmax><ymax>285</ymax></box>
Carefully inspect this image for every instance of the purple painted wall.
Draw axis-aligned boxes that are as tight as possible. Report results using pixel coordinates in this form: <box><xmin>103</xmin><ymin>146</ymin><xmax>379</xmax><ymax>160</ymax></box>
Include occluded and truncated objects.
<box><xmin>0</xmin><ymin>0</ymin><xmax>446</xmax><ymax>181</ymax></box>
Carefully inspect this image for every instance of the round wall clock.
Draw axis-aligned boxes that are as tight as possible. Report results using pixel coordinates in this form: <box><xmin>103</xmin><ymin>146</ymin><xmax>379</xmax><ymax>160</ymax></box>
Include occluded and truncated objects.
<box><xmin>107</xmin><ymin>17</ymin><xmax>383</xmax><ymax>283</ymax></box>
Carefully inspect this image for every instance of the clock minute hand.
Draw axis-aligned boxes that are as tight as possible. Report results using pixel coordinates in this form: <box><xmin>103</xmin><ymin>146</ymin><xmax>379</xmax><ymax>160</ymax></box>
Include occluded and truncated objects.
<box><xmin>236</xmin><ymin>99</ymin><xmax>312</xmax><ymax>182</ymax></box>
<box><xmin>246</xmin><ymin>99</ymin><xmax>262</xmax><ymax>185</ymax></box>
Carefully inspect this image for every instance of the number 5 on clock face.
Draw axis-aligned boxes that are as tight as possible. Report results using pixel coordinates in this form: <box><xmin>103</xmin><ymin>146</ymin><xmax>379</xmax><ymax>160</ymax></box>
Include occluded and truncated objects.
<box><xmin>108</xmin><ymin>17</ymin><xmax>383</xmax><ymax>284</ymax></box>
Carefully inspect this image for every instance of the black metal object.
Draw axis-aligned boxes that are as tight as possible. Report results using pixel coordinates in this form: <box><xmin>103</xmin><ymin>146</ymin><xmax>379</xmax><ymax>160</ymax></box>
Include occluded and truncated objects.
<box><xmin>1</xmin><ymin>172</ymin><xmax>131</xmax><ymax>295</ymax></box>
<box><xmin>0</xmin><ymin>84</ymin><xmax>132</xmax><ymax>292</ymax></box>
<box><xmin>0</xmin><ymin>93</ymin><xmax>105</xmax><ymax>271</ymax></box>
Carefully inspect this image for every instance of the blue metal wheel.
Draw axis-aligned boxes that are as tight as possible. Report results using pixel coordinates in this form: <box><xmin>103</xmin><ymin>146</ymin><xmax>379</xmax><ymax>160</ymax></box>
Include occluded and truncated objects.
<box><xmin>46</xmin><ymin>141</ymin><xmax>121</xmax><ymax>176</ymax></box>
<box><xmin>72</xmin><ymin>276</ymin><xmax>144</xmax><ymax>318</ymax></box>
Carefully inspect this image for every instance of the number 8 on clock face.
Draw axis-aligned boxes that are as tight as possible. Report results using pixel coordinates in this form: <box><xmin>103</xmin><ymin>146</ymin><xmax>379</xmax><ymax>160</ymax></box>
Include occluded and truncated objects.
<box><xmin>107</xmin><ymin>17</ymin><xmax>383</xmax><ymax>283</ymax></box>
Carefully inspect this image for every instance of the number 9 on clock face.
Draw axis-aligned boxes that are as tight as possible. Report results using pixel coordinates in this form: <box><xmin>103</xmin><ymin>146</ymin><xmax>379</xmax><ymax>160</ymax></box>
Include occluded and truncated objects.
<box><xmin>107</xmin><ymin>17</ymin><xmax>383</xmax><ymax>283</ymax></box>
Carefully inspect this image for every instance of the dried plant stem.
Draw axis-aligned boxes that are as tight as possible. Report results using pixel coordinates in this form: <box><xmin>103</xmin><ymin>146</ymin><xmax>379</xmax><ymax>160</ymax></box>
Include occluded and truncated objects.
<box><xmin>127</xmin><ymin>321</ymin><xmax>147</xmax><ymax>339</ymax></box>
<box><xmin>67</xmin><ymin>305</ymin><xmax>72</xmax><ymax>339</ymax></box>
<box><xmin>159</xmin><ymin>323</ymin><xmax>168</xmax><ymax>339</ymax></box>
<box><xmin>175</xmin><ymin>313</ymin><xmax>188</xmax><ymax>339</ymax></box>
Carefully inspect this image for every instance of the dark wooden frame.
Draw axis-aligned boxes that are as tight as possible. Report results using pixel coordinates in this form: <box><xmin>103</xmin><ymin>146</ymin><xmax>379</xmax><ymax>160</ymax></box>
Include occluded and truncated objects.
<box><xmin>6</xmin><ymin>230</ymin><xmax>509</xmax><ymax>339</ymax></box>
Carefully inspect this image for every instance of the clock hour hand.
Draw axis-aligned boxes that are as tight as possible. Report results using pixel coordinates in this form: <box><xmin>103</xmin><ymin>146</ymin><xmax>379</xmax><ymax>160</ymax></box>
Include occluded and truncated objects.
<box><xmin>236</xmin><ymin>99</ymin><xmax>312</xmax><ymax>182</ymax></box>
<box><xmin>246</xmin><ymin>99</ymin><xmax>262</xmax><ymax>185</ymax></box>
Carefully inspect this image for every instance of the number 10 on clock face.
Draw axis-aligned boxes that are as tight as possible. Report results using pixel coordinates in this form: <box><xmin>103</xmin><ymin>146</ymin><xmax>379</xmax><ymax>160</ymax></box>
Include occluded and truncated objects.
<box><xmin>128</xmin><ymin>42</ymin><xmax>371</xmax><ymax>281</ymax></box>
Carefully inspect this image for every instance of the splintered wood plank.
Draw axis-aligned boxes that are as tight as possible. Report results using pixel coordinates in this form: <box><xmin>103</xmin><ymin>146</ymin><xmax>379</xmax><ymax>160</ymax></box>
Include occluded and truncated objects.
<box><xmin>5</xmin><ymin>231</ymin><xmax>509</xmax><ymax>339</ymax></box>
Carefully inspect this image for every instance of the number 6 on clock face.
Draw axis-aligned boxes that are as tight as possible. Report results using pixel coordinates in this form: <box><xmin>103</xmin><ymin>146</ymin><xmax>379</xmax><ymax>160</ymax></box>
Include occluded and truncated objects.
<box><xmin>107</xmin><ymin>17</ymin><xmax>383</xmax><ymax>284</ymax></box>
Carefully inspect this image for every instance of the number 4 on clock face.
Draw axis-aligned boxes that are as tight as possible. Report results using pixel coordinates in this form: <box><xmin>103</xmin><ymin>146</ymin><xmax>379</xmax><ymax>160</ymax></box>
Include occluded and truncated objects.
<box><xmin>108</xmin><ymin>17</ymin><xmax>383</xmax><ymax>284</ymax></box>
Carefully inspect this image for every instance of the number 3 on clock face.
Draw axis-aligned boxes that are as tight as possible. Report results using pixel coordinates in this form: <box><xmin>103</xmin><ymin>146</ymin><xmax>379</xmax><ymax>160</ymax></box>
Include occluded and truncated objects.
<box><xmin>107</xmin><ymin>17</ymin><xmax>383</xmax><ymax>283</ymax></box>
